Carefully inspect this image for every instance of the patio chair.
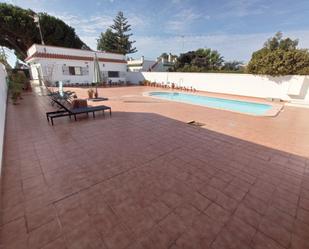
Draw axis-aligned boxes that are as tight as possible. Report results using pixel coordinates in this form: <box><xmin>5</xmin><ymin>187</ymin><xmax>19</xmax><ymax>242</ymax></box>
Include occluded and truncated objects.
<box><xmin>46</xmin><ymin>99</ymin><xmax>112</xmax><ymax>126</ymax></box>
<box><xmin>51</xmin><ymin>89</ymin><xmax>76</xmax><ymax>100</ymax></box>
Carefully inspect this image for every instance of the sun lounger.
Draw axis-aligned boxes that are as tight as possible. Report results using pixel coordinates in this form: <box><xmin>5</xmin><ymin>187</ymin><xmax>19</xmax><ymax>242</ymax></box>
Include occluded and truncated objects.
<box><xmin>46</xmin><ymin>99</ymin><xmax>112</xmax><ymax>125</ymax></box>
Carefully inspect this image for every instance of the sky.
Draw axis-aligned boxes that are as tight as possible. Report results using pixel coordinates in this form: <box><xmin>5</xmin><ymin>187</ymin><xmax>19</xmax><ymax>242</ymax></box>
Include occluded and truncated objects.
<box><xmin>2</xmin><ymin>0</ymin><xmax>309</xmax><ymax>66</ymax></box>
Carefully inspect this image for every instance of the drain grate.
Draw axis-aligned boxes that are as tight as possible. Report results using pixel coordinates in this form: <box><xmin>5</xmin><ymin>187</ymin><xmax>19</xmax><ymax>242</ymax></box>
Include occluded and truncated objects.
<box><xmin>187</xmin><ymin>120</ymin><xmax>205</xmax><ymax>127</ymax></box>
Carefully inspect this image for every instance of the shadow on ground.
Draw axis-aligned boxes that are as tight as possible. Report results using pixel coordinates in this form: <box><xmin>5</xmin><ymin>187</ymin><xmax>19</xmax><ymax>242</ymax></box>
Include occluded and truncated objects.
<box><xmin>1</xmin><ymin>92</ymin><xmax>309</xmax><ymax>249</ymax></box>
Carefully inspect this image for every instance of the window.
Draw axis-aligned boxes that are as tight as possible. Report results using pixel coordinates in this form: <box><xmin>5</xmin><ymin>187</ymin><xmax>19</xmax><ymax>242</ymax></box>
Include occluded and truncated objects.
<box><xmin>68</xmin><ymin>66</ymin><xmax>82</xmax><ymax>75</ymax></box>
<box><xmin>108</xmin><ymin>71</ymin><xmax>119</xmax><ymax>78</ymax></box>
<box><xmin>63</xmin><ymin>66</ymin><xmax>88</xmax><ymax>76</ymax></box>
<box><xmin>69</xmin><ymin>67</ymin><xmax>75</xmax><ymax>75</ymax></box>
<box><xmin>74</xmin><ymin>67</ymin><xmax>81</xmax><ymax>75</ymax></box>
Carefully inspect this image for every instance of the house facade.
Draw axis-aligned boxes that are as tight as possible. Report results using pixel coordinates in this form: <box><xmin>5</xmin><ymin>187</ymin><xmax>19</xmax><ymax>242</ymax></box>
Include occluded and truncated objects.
<box><xmin>127</xmin><ymin>54</ymin><xmax>176</xmax><ymax>72</ymax></box>
<box><xmin>25</xmin><ymin>44</ymin><xmax>127</xmax><ymax>84</ymax></box>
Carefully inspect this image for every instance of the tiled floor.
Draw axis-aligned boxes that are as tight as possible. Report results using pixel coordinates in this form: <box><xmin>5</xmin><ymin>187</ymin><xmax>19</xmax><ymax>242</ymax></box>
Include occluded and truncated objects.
<box><xmin>1</xmin><ymin>86</ymin><xmax>309</xmax><ymax>249</ymax></box>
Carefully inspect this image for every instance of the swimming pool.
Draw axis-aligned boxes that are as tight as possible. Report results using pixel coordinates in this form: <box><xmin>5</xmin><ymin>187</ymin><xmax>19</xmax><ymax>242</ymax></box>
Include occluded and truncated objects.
<box><xmin>148</xmin><ymin>92</ymin><xmax>272</xmax><ymax>115</ymax></box>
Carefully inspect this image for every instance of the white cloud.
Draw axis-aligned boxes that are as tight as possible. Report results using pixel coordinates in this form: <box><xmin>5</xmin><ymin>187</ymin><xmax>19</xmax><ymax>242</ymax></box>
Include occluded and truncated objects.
<box><xmin>219</xmin><ymin>0</ymin><xmax>269</xmax><ymax>18</ymax></box>
<box><xmin>174</xmin><ymin>8</ymin><xmax>202</xmax><ymax>20</ymax></box>
<box><xmin>165</xmin><ymin>20</ymin><xmax>186</xmax><ymax>33</ymax></box>
<box><xmin>171</xmin><ymin>0</ymin><xmax>183</xmax><ymax>4</ymax></box>
<box><xmin>165</xmin><ymin>8</ymin><xmax>207</xmax><ymax>33</ymax></box>
<box><xmin>51</xmin><ymin>11</ymin><xmax>146</xmax><ymax>38</ymax></box>
<box><xmin>51</xmin><ymin>12</ymin><xmax>113</xmax><ymax>36</ymax></box>
<box><xmin>47</xmin><ymin>11</ymin><xmax>147</xmax><ymax>51</ymax></box>
<box><xmin>79</xmin><ymin>35</ymin><xmax>98</xmax><ymax>50</ymax></box>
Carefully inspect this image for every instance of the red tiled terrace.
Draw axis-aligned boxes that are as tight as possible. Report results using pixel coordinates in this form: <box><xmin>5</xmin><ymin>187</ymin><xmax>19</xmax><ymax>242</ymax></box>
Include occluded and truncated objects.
<box><xmin>1</xmin><ymin>86</ymin><xmax>309</xmax><ymax>249</ymax></box>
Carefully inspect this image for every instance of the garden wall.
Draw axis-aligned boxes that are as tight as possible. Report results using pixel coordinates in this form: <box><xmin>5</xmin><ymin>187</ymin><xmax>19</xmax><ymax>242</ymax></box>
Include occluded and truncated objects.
<box><xmin>126</xmin><ymin>72</ymin><xmax>309</xmax><ymax>102</ymax></box>
<box><xmin>0</xmin><ymin>64</ymin><xmax>7</xmax><ymax>170</ymax></box>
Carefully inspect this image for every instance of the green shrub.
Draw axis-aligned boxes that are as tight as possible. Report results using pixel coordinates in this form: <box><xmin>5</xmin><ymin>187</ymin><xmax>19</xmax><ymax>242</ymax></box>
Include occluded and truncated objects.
<box><xmin>9</xmin><ymin>72</ymin><xmax>26</xmax><ymax>104</ymax></box>
<box><xmin>247</xmin><ymin>32</ymin><xmax>309</xmax><ymax>76</ymax></box>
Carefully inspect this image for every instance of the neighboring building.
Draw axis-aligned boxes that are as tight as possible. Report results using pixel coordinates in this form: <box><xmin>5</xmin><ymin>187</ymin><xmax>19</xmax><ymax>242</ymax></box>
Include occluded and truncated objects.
<box><xmin>127</xmin><ymin>54</ymin><xmax>176</xmax><ymax>72</ymax></box>
<box><xmin>127</xmin><ymin>56</ymin><xmax>157</xmax><ymax>72</ymax></box>
<box><xmin>25</xmin><ymin>44</ymin><xmax>127</xmax><ymax>84</ymax></box>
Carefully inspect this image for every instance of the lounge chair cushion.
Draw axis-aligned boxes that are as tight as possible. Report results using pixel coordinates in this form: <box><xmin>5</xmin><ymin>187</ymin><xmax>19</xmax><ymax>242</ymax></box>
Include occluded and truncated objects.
<box><xmin>71</xmin><ymin>99</ymin><xmax>88</xmax><ymax>109</ymax></box>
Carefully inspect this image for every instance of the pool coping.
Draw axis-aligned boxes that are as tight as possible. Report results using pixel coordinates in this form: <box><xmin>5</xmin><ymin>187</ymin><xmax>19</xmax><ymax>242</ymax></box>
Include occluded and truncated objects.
<box><xmin>143</xmin><ymin>90</ymin><xmax>283</xmax><ymax>117</ymax></box>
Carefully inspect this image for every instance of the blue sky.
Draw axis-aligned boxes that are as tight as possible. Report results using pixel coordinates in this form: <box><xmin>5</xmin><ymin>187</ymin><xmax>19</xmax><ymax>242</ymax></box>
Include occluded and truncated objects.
<box><xmin>2</xmin><ymin>0</ymin><xmax>309</xmax><ymax>65</ymax></box>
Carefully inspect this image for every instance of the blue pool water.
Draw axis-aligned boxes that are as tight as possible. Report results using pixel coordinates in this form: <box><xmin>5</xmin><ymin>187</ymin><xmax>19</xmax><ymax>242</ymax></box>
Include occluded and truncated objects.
<box><xmin>148</xmin><ymin>92</ymin><xmax>272</xmax><ymax>115</ymax></box>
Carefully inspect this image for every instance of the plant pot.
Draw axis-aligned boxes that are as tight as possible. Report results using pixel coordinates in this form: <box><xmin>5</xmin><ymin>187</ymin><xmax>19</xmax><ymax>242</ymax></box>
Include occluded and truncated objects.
<box><xmin>11</xmin><ymin>91</ymin><xmax>22</xmax><ymax>104</ymax></box>
<box><xmin>88</xmin><ymin>92</ymin><xmax>94</xmax><ymax>99</ymax></box>
<box><xmin>94</xmin><ymin>92</ymin><xmax>98</xmax><ymax>98</ymax></box>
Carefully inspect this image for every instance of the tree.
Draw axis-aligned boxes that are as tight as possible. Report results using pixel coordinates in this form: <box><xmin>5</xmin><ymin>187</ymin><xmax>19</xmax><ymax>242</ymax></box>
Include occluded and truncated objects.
<box><xmin>193</xmin><ymin>48</ymin><xmax>223</xmax><ymax>70</ymax></box>
<box><xmin>264</xmin><ymin>32</ymin><xmax>298</xmax><ymax>51</ymax></box>
<box><xmin>9</xmin><ymin>71</ymin><xmax>27</xmax><ymax>104</ymax></box>
<box><xmin>0</xmin><ymin>3</ymin><xmax>89</xmax><ymax>61</ymax></box>
<box><xmin>247</xmin><ymin>32</ymin><xmax>309</xmax><ymax>76</ymax></box>
<box><xmin>172</xmin><ymin>48</ymin><xmax>224</xmax><ymax>72</ymax></box>
<box><xmin>158</xmin><ymin>53</ymin><xmax>169</xmax><ymax>60</ymax></box>
<box><xmin>222</xmin><ymin>61</ymin><xmax>243</xmax><ymax>71</ymax></box>
<box><xmin>97</xmin><ymin>28</ymin><xmax>118</xmax><ymax>52</ymax></box>
<box><xmin>174</xmin><ymin>51</ymin><xmax>195</xmax><ymax>69</ymax></box>
<box><xmin>97</xmin><ymin>11</ymin><xmax>137</xmax><ymax>54</ymax></box>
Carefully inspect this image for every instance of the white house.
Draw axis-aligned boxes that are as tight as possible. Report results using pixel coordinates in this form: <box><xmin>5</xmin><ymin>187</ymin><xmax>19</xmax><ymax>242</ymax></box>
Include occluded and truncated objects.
<box><xmin>127</xmin><ymin>56</ymin><xmax>157</xmax><ymax>72</ymax></box>
<box><xmin>26</xmin><ymin>44</ymin><xmax>127</xmax><ymax>85</ymax></box>
<box><xmin>127</xmin><ymin>54</ymin><xmax>176</xmax><ymax>72</ymax></box>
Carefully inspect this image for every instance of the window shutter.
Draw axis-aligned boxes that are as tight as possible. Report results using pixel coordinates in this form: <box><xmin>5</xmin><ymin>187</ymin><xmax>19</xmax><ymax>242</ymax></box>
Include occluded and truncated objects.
<box><xmin>74</xmin><ymin>67</ymin><xmax>82</xmax><ymax>75</ymax></box>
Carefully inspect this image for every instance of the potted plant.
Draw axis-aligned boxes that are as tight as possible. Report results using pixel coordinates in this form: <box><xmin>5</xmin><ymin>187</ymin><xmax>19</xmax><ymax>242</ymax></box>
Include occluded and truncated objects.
<box><xmin>11</xmin><ymin>84</ymin><xmax>23</xmax><ymax>104</ymax></box>
<box><xmin>88</xmin><ymin>88</ymin><xmax>94</xmax><ymax>99</ymax></box>
<box><xmin>9</xmin><ymin>72</ymin><xmax>26</xmax><ymax>105</ymax></box>
<box><xmin>143</xmin><ymin>80</ymin><xmax>150</xmax><ymax>86</ymax></box>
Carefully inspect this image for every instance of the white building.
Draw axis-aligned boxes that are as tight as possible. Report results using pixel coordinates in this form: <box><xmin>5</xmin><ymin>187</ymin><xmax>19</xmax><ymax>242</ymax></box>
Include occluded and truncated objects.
<box><xmin>127</xmin><ymin>54</ymin><xmax>176</xmax><ymax>72</ymax></box>
<box><xmin>26</xmin><ymin>44</ymin><xmax>127</xmax><ymax>85</ymax></box>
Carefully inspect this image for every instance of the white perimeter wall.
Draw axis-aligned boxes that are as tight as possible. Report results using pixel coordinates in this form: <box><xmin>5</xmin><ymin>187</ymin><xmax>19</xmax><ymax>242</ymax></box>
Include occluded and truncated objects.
<box><xmin>0</xmin><ymin>64</ymin><xmax>7</xmax><ymax>170</ymax></box>
<box><xmin>126</xmin><ymin>72</ymin><xmax>309</xmax><ymax>101</ymax></box>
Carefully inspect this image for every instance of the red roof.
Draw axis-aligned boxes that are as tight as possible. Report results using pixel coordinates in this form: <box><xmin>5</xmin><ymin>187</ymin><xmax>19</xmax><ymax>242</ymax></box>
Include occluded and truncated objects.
<box><xmin>28</xmin><ymin>43</ymin><xmax>124</xmax><ymax>55</ymax></box>
<box><xmin>25</xmin><ymin>52</ymin><xmax>126</xmax><ymax>64</ymax></box>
